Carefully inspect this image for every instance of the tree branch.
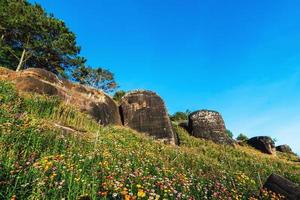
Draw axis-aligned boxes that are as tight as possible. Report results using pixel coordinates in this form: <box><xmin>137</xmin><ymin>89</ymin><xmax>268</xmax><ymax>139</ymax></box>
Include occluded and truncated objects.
<box><xmin>7</xmin><ymin>48</ymin><xmax>20</xmax><ymax>60</ymax></box>
<box><xmin>23</xmin><ymin>51</ymin><xmax>33</xmax><ymax>62</ymax></box>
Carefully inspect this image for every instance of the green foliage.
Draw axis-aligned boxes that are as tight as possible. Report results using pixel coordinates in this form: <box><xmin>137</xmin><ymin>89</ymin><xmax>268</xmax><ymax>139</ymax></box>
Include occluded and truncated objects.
<box><xmin>72</xmin><ymin>66</ymin><xmax>117</xmax><ymax>93</ymax></box>
<box><xmin>0</xmin><ymin>81</ymin><xmax>17</xmax><ymax>103</ymax></box>
<box><xmin>226</xmin><ymin>129</ymin><xmax>233</xmax><ymax>138</ymax></box>
<box><xmin>0</xmin><ymin>0</ymin><xmax>85</xmax><ymax>75</ymax></box>
<box><xmin>0</xmin><ymin>81</ymin><xmax>299</xmax><ymax>199</ymax></box>
<box><xmin>113</xmin><ymin>90</ymin><xmax>126</xmax><ymax>103</ymax></box>
<box><xmin>237</xmin><ymin>133</ymin><xmax>249</xmax><ymax>141</ymax></box>
<box><xmin>0</xmin><ymin>0</ymin><xmax>118</xmax><ymax>91</ymax></box>
<box><xmin>170</xmin><ymin>110</ymin><xmax>191</xmax><ymax>121</ymax></box>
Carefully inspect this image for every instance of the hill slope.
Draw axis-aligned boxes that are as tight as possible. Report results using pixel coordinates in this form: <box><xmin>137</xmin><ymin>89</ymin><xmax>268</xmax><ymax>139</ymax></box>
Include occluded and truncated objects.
<box><xmin>0</xmin><ymin>81</ymin><xmax>299</xmax><ymax>200</ymax></box>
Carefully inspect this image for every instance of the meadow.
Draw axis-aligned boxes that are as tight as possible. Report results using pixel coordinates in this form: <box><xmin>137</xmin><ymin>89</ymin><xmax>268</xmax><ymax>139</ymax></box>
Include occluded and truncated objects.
<box><xmin>0</xmin><ymin>81</ymin><xmax>299</xmax><ymax>200</ymax></box>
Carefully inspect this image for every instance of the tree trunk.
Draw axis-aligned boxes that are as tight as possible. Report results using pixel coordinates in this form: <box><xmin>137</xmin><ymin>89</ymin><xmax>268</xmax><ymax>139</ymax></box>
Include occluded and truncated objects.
<box><xmin>16</xmin><ymin>49</ymin><xmax>26</xmax><ymax>72</ymax></box>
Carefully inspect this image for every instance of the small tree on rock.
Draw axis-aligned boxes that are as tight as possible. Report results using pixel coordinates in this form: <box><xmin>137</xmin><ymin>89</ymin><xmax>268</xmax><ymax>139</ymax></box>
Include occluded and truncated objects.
<box><xmin>72</xmin><ymin>66</ymin><xmax>117</xmax><ymax>93</ymax></box>
<box><xmin>236</xmin><ymin>133</ymin><xmax>248</xmax><ymax>141</ymax></box>
<box><xmin>226</xmin><ymin>129</ymin><xmax>233</xmax><ymax>139</ymax></box>
<box><xmin>170</xmin><ymin>111</ymin><xmax>188</xmax><ymax>122</ymax></box>
<box><xmin>113</xmin><ymin>90</ymin><xmax>126</xmax><ymax>103</ymax></box>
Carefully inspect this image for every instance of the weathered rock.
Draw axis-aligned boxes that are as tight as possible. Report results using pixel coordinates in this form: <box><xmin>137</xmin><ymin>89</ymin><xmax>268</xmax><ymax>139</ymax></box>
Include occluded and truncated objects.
<box><xmin>276</xmin><ymin>145</ymin><xmax>293</xmax><ymax>154</ymax></box>
<box><xmin>262</xmin><ymin>173</ymin><xmax>300</xmax><ymax>200</ymax></box>
<box><xmin>120</xmin><ymin>90</ymin><xmax>177</xmax><ymax>145</ymax></box>
<box><xmin>14</xmin><ymin>76</ymin><xmax>62</xmax><ymax>96</ymax></box>
<box><xmin>0</xmin><ymin>67</ymin><xmax>14</xmax><ymax>77</ymax></box>
<box><xmin>247</xmin><ymin>136</ymin><xmax>276</xmax><ymax>155</ymax></box>
<box><xmin>187</xmin><ymin>110</ymin><xmax>234</xmax><ymax>145</ymax></box>
<box><xmin>0</xmin><ymin>67</ymin><xmax>121</xmax><ymax>126</ymax></box>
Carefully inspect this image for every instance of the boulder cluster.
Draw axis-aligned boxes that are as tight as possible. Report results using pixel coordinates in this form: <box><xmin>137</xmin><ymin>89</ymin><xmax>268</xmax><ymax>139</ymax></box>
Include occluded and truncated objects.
<box><xmin>1</xmin><ymin>67</ymin><xmax>299</xmax><ymax>197</ymax></box>
<box><xmin>0</xmin><ymin>67</ymin><xmax>297</xmax><ymax>153</ymax></box>
<box><xmin>0</xmin><ymin>67</ymin><xmax>297</xmax><ymax>156</ymax></box>
<box><xmin>0</xmin><ymin>67</ymin><xmax>178</xmax><ymax>144</ymax></box>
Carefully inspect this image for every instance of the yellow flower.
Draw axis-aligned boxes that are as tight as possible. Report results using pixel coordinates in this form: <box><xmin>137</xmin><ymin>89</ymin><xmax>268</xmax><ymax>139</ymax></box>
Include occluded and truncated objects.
<box><xmin>50</xmin><ymin>173</ymin><xmax>57</xmax><ymax>180</ymax></box>
<box><xmin>136</xmin><ymin>184</ymin><xmax>142</xmax><ymax>188</ymax></box>
<box><xmin>137</xmin><ymin>189</ymin><xmax>146</xmax><ymax>198</ymax></box>
<box><xmin>75</xmin><ymin>177</ymin><xmax>80</xmax><ymax>182</ymax></box>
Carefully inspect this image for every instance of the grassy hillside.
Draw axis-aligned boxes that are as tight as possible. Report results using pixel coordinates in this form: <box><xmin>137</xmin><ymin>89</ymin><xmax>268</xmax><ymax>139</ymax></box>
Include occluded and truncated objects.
<box><xmin>0</xmin><ymin>81</ymin><xmax>299</xmax><ymax>200</ymax></box>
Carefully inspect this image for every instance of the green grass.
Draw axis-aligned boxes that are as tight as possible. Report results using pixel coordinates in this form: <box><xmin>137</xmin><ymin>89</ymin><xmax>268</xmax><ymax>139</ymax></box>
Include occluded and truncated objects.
<box><xmin>0</xmin><ymin>81</ymin><xmax>299</xmax><ymax>200</ymax></box>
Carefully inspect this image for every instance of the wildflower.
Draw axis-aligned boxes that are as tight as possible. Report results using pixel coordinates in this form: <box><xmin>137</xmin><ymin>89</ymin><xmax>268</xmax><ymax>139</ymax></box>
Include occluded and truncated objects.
<box><xmin>137</xmin><ymin>189</ymin><xmax>146</xmax><ymax>198</ymax></box>
<box><xmin>50</xmin><ymin>173</ymin><xmax>57</xmax><ymax>180</ymax></box>
<box><xmin>98</xmin><ymin>191</ymin><xmax>108</xmax><ymax>197</ymax></box>
<box><xmin>75</xmin><ymin>177</ymin><xmax>80</xmax><ymax>182</ymax></box>
<box><xmin>124</xmin><ymin>194</ymin><xmax>131</xmax><ymax>200</ymax></box>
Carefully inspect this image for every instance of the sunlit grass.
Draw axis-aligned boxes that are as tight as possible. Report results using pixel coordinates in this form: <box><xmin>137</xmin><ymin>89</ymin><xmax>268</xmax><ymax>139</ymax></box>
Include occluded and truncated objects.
<box><xmin>0</xmin><ymin>81</ymin><xmax>299</xmax><ymax>199</ymax></box>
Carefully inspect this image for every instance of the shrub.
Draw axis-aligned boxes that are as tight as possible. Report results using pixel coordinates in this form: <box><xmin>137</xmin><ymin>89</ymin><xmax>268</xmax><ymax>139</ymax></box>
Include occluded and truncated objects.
<box><xmin>226</xmin><ymin>129</ymin><xmax>233</xmax><ymax>138</ymax></box>
<box><xmin>170</xmin><ymin>111</ymin><xmax>188</xmax><ymax>121</ymax></box>
<box><xmin>113</xmin><ymin>90</ymin><xmax>126</xmax><ymax>103</ymax></box>
<box><xmin>237</xmin><ymin>133</ymin><xmax>249</xmax><ymax>141</ymax></box>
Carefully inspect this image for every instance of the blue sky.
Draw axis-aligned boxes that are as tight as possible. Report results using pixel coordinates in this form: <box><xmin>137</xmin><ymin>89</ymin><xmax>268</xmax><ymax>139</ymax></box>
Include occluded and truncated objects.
<box><xmin>30</xmin><ymin>0</ymin><xmax>300</xmax><ymax>154</ymax></box>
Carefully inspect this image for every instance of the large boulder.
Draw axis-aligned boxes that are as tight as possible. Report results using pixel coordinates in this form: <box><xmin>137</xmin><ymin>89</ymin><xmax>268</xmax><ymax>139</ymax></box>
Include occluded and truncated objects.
<box><xmin>187</xmin><ymin>110</ymin><xmax>234</xmax><ymax>146</ymax></box>
<box><xmin>120</xmin><ymin>90</ymin><xmax>177</xmax><ymax>145</ymax></box>
<box><xmin>247</xmin><ymin>136</ymin><xmax>276</xmax><ymax>155</ymax></box>
<box><xmin>262</xmin><ymin>173</ymin><xmax>300</xmax><ymax>200</ymax></box>
<box><xmin>276</xmin><ymin>144</ymin><xmax>293</xmax><ymax>154</ymax></box>
<box><xmin>0</xmin><ymin>67</ymin><xmax>121</xmax><ymax>126</ymax></box>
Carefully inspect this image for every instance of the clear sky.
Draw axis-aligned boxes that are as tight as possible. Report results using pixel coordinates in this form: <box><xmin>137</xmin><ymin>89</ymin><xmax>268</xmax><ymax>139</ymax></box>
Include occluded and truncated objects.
<box><xmin>29</xmin><ymin>0</ymin><xmax>300</xmax><ymax>154</ymax></box>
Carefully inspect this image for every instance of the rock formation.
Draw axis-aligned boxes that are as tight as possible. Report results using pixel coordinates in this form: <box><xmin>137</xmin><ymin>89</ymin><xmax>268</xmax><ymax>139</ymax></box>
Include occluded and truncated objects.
<box><xmin>247</xmin><ymin>136</ymin><xmax>276</xmax><ymax>155</ymax></box>
<box><xmin>263</xmin><ymin>173</ymin><xmax>300</xmax><ymax>200</ymax></box>
<box><xmin>0</xmin><ymin>67</ymin><xmax>121</xmax><ymax>126</ymax></box>
<box><xmin>120</xmin><ymin>90</ymin><xmax>178</xmax><ymax>145</ymax></box>
<box><xmin>187</xmin><ymin>110</ymin><xmax>234</xmax><ymax>145</ymax></box>
<box><xmin>276</xmin><ymin>144</ymin><xmax>293</xmax><ymax>154</ymax></box>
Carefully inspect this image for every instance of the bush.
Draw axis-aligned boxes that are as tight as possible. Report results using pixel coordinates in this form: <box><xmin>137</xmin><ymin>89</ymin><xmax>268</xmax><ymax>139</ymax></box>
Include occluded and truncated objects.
<box><xmin>113</xmin><ymin>90</ymin><xmax>126</xmax><ymax>103</ymax></box>
<box><xmin>226</xmin><ymin>129</ymin><xmax>233</xmax><ymax>138</ymax></box>
<box><xmin>170</xmin><ymin>111</ymin><xmax>188</xmax><ymax>121</ymax></box>
<box><xmin>236</xmin><ymin>133</ymin><xmax>249</xmax><ymax>141</ymax></box>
